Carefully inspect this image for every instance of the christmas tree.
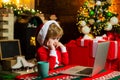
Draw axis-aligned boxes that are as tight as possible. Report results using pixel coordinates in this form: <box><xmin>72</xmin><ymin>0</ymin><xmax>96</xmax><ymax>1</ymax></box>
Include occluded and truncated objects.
<box><xmin>77</xmin><ymin>0</ymin><xmax>120</xmax><ymax>37</ymax></box>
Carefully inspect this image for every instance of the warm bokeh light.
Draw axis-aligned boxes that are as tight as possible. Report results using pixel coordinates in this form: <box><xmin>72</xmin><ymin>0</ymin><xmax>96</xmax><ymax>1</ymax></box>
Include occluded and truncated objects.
<box><xmin>0</xmin><ymin>0</ymin><xmax>34</xmax><ymax>9</ymax></box>
<box><xmin>2</xmin><ymin>0</ymin><xmax>9</xmax><ymax>3</ymax></box>
<box><xmin>16</xmin><ymin>0</ymin><xmax>19</xmax><ymax>4</ymax></box>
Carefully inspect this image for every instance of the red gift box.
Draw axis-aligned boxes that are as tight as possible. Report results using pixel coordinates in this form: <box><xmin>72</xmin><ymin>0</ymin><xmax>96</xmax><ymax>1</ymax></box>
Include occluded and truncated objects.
<box><xmin>66</xmin><ymin>37</ymin><xmax>93</xmax><ymax>67</ymax></box>
<box><xmin>66</xmin><ymin>37</ymin><xmax>120</xmax><ymax>71</ymax></box>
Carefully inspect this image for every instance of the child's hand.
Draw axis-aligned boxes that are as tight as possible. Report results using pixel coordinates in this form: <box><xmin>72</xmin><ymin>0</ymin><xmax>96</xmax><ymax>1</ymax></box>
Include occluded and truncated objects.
<box><xmin>55</xmin><ymin>42</ymin><xmax>66</xmax><ymax>52</ymax></box>
<box><xmin>47</xmin><ymin>39</ymin><xmax>56</xmax><ymax>50</ymax></box>
<box><xmin>54</xmin><ymin>42</ymin><xmax>65</xmax><ymax>48</ymax></box>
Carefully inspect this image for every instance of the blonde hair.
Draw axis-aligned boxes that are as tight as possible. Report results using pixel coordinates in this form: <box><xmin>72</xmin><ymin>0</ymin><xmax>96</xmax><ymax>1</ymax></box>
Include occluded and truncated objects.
<box><xmin>45</xmin><ymin>23</ymin><xmax>63</xmax><ymax>40</ymax></box>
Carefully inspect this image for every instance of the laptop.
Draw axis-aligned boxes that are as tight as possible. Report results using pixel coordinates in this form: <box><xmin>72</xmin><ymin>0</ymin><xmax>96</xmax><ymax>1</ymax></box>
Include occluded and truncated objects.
<box><xmin>60</xmin><ymin>42</ymin><xmax>110</xmax><ymax>77</ymax></box>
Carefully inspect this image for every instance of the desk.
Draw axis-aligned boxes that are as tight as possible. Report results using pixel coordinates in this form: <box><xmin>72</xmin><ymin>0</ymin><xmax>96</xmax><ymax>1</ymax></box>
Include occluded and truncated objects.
<box><xmin>15</xmin><ymin>65</ymin><xmax>120</xmax><ymax>80</ymax></box>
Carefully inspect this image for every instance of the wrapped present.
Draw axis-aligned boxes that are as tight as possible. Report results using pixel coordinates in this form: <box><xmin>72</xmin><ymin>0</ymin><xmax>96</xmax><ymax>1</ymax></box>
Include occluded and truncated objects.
<box><xmin>80</xmin><ymin>39</ymin><xmax>92</xmax><ymax>47</ymax></box>
<box><xmin>90</xmin><ymin>40</ymin><xmax>120</xmax><ymax>71</ymax></box>
<box><xmin>66</xmin><ymin>37</ymin><xmax>120</xmax><ymax>71</ymax></box>
<box><xmin>89</xmin><ymin>39</ymin><xmax>119</xmax><ymax>60</ymax></box>
<box><xmin>107</xmin><ymin>41</ymin><xmax>118</xmax><ymax>60</ymax></box>
<box><xmin>66</xmin><ymin>37</ymin><xmax>92</xmax><ymax>66</ymax></box>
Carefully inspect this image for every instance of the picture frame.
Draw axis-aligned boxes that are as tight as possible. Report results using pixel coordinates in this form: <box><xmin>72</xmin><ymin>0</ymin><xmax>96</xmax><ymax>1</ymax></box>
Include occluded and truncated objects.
<box><xmin>0</xmin><ymin>39</ymin><xmax>22</xmax><ymax>60</ymax></box>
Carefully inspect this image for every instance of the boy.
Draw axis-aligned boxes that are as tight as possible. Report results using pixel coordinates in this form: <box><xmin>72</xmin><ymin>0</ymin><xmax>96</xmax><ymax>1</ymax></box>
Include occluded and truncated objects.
<box><xmin>37</xmin><ymin>20</ymin><xmax>69</xmax><ymax>70</ymax></box>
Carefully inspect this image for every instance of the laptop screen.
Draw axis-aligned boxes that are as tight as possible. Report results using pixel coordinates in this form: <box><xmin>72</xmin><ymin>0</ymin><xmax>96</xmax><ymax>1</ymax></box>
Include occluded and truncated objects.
<box><xmin>0</xmin><ymin>39</ymin><xmax>22</xmax><ymax>60</ymax></box>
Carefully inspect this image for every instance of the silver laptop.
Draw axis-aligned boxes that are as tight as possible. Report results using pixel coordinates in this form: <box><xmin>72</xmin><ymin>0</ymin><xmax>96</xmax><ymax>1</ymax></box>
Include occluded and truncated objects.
<box><xmin>60</xmin><ymin>42</ymin><xmax>110</xmax><ymax>77</ymax></box>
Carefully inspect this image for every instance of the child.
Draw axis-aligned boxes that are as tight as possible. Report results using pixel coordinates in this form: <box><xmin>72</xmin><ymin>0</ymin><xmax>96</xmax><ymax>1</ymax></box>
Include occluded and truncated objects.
<box><xmin>37</xmin><ymin>20</ymin><xmax>69</xmax><ymax>70</ymax></box>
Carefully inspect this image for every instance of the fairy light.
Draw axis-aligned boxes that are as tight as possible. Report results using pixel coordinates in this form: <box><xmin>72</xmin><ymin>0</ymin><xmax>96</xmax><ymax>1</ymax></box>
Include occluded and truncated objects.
<box><xmin>16</xmin><ymin>0</ymin><xmax>19</xmax><ymax>7</ymax></box>
<box><xmin>16</xmin><ymin>0</ymin><xmax>19</xmax><ymax>4</ymax></box>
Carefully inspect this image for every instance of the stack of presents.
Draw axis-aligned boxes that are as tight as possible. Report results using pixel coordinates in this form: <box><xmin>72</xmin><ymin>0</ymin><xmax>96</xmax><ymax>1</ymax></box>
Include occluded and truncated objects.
<box><xmin>66</xmin><ymin>35</ymin><xmax>120</xmax><ymax>71</ymax></box>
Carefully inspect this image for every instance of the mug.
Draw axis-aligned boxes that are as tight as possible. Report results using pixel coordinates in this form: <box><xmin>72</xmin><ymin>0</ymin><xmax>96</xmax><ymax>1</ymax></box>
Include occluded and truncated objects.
<box><xmin>37</xmin><ymin>61</ymin><xmax>49</xmax><ymax>78</ymax></box>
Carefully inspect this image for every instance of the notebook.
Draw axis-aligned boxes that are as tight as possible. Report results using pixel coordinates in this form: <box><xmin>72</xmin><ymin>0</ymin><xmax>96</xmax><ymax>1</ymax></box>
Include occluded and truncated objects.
<box><xmin>60</xmin><ymin>42</ymin><xmax>110</xmax><ymax>77</ymax></box>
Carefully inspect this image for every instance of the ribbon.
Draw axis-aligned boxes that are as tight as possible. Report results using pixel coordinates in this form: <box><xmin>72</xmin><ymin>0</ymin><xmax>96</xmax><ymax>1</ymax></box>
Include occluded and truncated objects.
<box><xmin>114</xmin><ymin>41</ymin><xmax>118</xmax><ymax>59</ymax></box>
<box><xmin>92</xmin><ymin>40</ymin><xmax>99</xmax><ymax>58</ymax></box>
<box><xmin>81</xmin><ymin>39</ymin><xmax>85</xmax><ymax>46</ymax></box>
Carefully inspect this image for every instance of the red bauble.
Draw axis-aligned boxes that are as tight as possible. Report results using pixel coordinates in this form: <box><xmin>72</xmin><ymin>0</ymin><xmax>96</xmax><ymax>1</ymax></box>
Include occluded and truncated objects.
<box><xmin>107</xmin><ymin>32</ymin><xmax>115</xmax><ymax>40</ymax></box>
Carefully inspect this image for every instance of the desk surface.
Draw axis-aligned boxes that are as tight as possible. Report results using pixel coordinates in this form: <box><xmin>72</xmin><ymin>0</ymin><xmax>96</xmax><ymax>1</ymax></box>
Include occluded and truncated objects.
<box><xmin>15</xmin><ymin>65</ymin><xmax>120</xmax><ymax>80</ymax></box>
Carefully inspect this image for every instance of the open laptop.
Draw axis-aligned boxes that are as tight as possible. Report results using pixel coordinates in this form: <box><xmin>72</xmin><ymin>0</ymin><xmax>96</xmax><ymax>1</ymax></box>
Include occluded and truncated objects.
<box><xmin>60</xmin><ymin>41</ymin><xmax>110</xmax><ymax>77</ymax></box>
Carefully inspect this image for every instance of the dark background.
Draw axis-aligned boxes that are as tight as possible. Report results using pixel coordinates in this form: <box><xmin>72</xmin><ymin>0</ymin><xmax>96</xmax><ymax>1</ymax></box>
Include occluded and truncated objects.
<box><xmin>35</xmin><ymin>0</ymin><xmax>85</xmax><ymax>44</ymax></box>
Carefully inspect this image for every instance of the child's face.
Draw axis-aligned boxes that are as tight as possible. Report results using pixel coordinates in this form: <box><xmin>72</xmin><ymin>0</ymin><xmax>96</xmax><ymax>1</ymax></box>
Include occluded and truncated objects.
<box><xmin>45</xmin><ymin>36</ymin><xmax>61</xmax><ymax>47</ymax></box>
<box><xmin>49</xmin><ymin>36</ymin><xmax>60</xmax><ymax>44</ymax></box>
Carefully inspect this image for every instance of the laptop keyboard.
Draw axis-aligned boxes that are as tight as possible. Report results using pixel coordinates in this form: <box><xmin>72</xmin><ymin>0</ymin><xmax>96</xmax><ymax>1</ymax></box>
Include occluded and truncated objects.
<box><xmin>76</xmin><ymin>68</ymin><xmax>93</xmax><ymax>75</ymax></box>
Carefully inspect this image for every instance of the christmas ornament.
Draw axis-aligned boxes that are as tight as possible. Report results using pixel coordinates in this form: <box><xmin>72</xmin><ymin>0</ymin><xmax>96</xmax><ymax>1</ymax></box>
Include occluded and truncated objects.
<box><xmin>104</xmin><ymin>22</ymin><xmax>112</xmax><ymax>31</ymax></box>
<box><xmin>89</xmin><ymin>10</ymin><xmax>95</xmax><ymax>16</ymax></box>
<box><xmin>89</xmin><ymin>19</ymin><xmax>95</xmax><ymax>25</ymax></box>
<box><xmin>84</xmin><ymin>1</ymin><xmax>88</xmax><ymax>6</ymax></box>
<box><xmin>96</xmin><ymin>1</ymin><xmax>101</xmax><ymax>6</ymax></box>
<box><xmin>82</xmin><ymin>26</ymin><xmax>90</xmax><ymax>34</ymax></box>
<box><xmin>79</xmin><ymin>21</ymin><xmax>86</xmax><ymax>26</ymax></box>
<box><xmin>107</xmin><ymin>32</ymin><xmax>115</xmax><ymax>40</ymax></box>
<box><xmin>110</xmin><ymin>17</ymin><xmax>118</xmax><ymax>25</ymax></box>
<box><xmin>83</xmin><ymin>34</ymin><xmax>94</xmax><ymax>39</ymax></box>
<box><xmin>107</xmin><ymin>12</ymin><xmax>112</xmax><ymax>17</ymax></box>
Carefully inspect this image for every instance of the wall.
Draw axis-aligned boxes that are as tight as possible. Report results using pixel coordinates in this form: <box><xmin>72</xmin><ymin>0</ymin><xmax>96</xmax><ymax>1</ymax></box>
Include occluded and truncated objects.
<box><xmin>35</xmin><ymin>0</ymin><xmax>84</xmax><ymax>44</ymax></box>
